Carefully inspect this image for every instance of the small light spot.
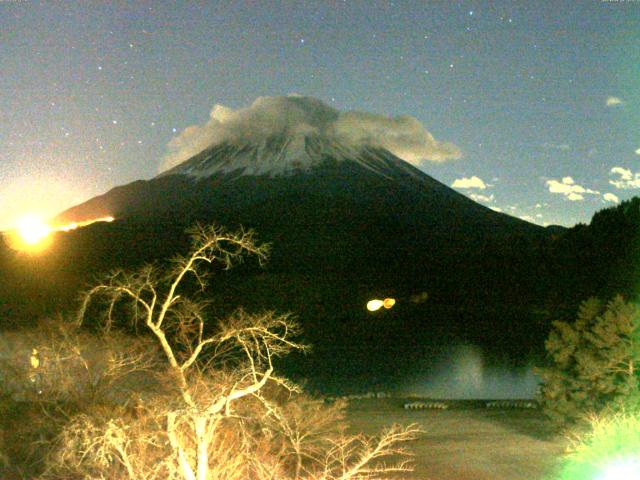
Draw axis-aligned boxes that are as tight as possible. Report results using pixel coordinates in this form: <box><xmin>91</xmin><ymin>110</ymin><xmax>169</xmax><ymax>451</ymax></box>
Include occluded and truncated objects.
<box><xmin>112</xmin><ymin>120</ymin><xmax>117</xmax><ymax>124</ymax></box>
<box><xmin>172</xmin><ymin>127</ymin><xmax>177</xmax><ymax>133</ymax></box>
<box><xmin>468</xmin><ymin>10</ymin><xmax>473</xmax><ymax>16</ymax></box>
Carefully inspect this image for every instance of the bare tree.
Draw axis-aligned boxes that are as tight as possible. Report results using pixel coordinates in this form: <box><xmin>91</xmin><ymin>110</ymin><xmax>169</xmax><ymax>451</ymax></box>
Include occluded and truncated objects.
<box><xmin>43</xmin><ymin>224</ymin><xmax>418</xmax><ymax>480</ymax></box>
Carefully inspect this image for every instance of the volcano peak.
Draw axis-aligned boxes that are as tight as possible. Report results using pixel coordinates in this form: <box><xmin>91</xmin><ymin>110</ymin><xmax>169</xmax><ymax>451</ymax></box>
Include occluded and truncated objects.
<box><xmin>158</xmin><ymin>133</ymin><xmax>422</xmax><ymax>180</ymax></box>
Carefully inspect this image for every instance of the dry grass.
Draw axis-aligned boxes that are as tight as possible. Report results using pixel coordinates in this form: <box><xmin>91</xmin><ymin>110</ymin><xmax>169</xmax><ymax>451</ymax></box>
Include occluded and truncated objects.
<box><xmin>344</xmin><ymin>398</ymin><xmax>568</xmax><ymax>480</ymax></box>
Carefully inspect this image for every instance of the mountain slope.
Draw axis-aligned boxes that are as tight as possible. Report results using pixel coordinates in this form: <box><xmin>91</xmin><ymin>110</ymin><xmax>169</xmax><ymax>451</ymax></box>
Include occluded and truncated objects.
<box><xmin>28</xmin><ymin>136</ymin><xmax>560</xmax><ymax>388</ymax></box>
<box><xmin>58</xmin><ymin>134</ymin><xmax>537</xmax><ymax>235</ymax></box>
<box><xmin>55</xmin><ymin>136</ymin><xmax>546</xmax><ymax>283</ymax></box>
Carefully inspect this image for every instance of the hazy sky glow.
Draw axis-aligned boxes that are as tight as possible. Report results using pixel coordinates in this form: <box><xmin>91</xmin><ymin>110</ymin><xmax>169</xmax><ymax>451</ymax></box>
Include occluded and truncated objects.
<box><xmin>1</xmin><ymin>1</ymin><xmax>638</xmax><ymax>229</ymax></box>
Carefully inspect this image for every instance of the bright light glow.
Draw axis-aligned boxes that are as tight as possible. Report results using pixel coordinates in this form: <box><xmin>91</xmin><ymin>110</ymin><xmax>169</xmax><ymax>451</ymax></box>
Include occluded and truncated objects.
<box><xmin>16</xmin><ymin>214</ymin><xmax>50</xmax><ymax>245</ymax></box>
<box><xmin>367</xmin><ymin>299</ymin><xmax>384</xmax><ymax>312</ymax></box>
<box><xmin>2</xmin><ymin>214</ymin><xmax>54</xmax><ymax>253</ymax></box>
<box><xmin>595</xmin><ymin>457</ymin><xmax>640</xmax><ymax>480</ymax></box>
<box><xmin>367</xmin><ymin>298</ymin><xmax>396</xmax><ymax>312</ymax></box>
<box><xmin>55</xmin><ymin>216</ymin><xmax>114</xmax><ymax>232</ymax></box>
<box><xmin>3</xmin><ymin>214</ymin><xmax>115</xmax><ymax>253</ymax></box>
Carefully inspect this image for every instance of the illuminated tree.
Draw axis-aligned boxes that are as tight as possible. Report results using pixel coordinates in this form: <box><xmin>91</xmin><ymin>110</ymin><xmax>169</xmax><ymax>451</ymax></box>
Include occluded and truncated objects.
<box><xmin>43</xmin><ymin>224</ymin><xmax>417</xmax><ymax>480</ymax></box>
<box><xmin>537</xmin><ymin>295</ymin><xmax>640</xmax><ymax>426</ymax></box>
<box><xmin>0</xmin><ymin>316</ymin><xmax>158</xmax><ymax>404</ymax></box>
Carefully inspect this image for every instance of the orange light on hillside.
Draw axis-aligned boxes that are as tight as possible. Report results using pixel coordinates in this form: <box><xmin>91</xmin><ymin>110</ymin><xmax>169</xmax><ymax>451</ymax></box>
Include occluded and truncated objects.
<box><xmin>367</xmin><ymin>298</ymin><xmax>396</xmax><ymax>312</ymax></box>
<box><xmin>55</xmin><ymin>216</ymin><xmax>114</xmax><ymax>232</ymax></box>
<box><xmin>383</xmin><ymin>298</ymin><xmax>396</xmax><ymax>309</ymax></box>
<box><xmin>3</xmin><ymin>214</ymin><xmax>115</xmax><ymax>254</ymax></box>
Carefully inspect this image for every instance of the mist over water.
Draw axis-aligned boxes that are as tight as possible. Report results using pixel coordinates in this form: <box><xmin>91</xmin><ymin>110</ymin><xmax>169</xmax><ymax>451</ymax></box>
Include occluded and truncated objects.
<box><xmin>399</xmin><ymin>345</ymin><xmax>539</xmax><ymax>399</ymax></box>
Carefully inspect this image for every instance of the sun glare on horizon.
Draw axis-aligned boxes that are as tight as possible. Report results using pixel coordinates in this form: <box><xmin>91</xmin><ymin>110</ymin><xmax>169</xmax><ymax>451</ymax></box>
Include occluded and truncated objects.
<box><xmin>16</xmin><ymin>214</ymin><xmax>51</xmax><ymax>245</ymax></box>
<box><xmin>2</xmin><ymin>214</ymin><xmax>115</xmax><ymax>254</ymax></box>
<box><xmin>1</xmin><ymin>214</ymin><xmax>54</xmax><ymax>253</ymax></box>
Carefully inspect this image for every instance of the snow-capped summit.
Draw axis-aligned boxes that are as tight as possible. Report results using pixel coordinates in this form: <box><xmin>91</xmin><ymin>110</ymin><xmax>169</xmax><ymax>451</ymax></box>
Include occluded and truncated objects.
<box><xmin>159</xmin><ymin>133</ymin><xmax>423</xmax><ymax>181</ymax></box>
<box><xmin>56</xmin><ymin>127</ymin><xmax>539</xmax><ymax>242</ymax></box>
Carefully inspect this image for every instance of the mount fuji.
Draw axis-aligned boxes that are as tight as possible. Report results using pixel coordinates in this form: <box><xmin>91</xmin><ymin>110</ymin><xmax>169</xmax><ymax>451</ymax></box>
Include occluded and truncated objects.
<box><xmin>58</xmin><ymin>132</ymin><xmax>539</xmax><ymax>236</ymax></box>
<box><xmin>3</xmin><ymin>131</ymin><xmax>560</xmax><ymax>388</ymax></box>
<box><xmin>53</xmin><ymin>132</ymin><xmax>551</xmax><ymax>295</ymax></box>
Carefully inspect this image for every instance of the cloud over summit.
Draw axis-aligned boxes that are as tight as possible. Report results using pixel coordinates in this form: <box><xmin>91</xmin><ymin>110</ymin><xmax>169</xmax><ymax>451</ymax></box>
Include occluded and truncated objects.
<box><xmin>162</xmin><ymin>95</ymin><xmax>461</xmax><ymax>171</ymax></box>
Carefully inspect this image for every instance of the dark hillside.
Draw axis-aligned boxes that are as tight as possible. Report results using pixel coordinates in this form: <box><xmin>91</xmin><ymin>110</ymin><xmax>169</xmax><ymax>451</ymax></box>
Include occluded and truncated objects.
<box><xmin>2</xmin><ymin>144</ymin><xmax>637</xmax><ymax>389</ymax></box>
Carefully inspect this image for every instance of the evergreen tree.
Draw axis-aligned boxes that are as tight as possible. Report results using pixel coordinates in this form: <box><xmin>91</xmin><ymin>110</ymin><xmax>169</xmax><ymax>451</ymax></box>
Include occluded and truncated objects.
<box><xmin>537</xmin><ymin>295</ymin><xmax>640</xmax><ymax>425</ymax></box>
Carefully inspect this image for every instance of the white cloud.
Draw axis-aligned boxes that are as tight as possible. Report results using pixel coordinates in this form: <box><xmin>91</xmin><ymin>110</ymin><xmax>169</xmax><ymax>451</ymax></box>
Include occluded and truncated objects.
<box><xmin>606</xmin><ymin>96</ymin><xmax>624</xmax><ymax>107</ymax></box>
<box><xmin>519</xmin><ymin>215</ymin><xmax>535</xmax><ymax>222</ymax></box>
<box><xmin>490</xmin><ymin>206</ymin><xmax>503</xmax><ymax>212</ymax></box>
<box><xmin>603</xmin><ymin>192</ymin><xmax>620</xmax><ymax>203</ymax></box>
<box><xmin>469</xmin><ymin>193</ymin><xmax>494</xmax><ymax>203</ymax></box>
<box><xmin>546</xmin><ymin>176</ymin><xmax>599</xmax><ymax>201</ymax></box>
<box><xmin>609</xmin><ymin>166</ymin><xmax>640</xmax><ymax>189</ymax></box>
<box><xmin>611</xmin><ymin>167</ymin><xmax>632</xmax><ymax>179</ymax></box>
<box><xmin>161</xmin><ymin>95</ymin><xmax>461</xmax><ymax>171</ymax></box>
<box><xmin>451</xmin><ymin>175</ymin><xmax>487</xmax><ymax>190</ymax></box>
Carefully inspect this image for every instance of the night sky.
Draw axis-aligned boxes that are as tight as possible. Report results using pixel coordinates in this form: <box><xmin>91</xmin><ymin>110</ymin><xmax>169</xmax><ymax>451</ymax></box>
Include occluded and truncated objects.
<box><xmin>1</xmin><ymin>0</ymin><xmax>638</xmax><ymax>230</ymax></box>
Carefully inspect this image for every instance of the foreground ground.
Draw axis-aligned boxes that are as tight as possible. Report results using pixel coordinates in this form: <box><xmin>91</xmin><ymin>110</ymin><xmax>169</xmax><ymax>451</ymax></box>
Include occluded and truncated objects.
<box><xmin>346</xmin><ymin>398</ymin><xmax>568</xmax><ymax>480</ymax></box>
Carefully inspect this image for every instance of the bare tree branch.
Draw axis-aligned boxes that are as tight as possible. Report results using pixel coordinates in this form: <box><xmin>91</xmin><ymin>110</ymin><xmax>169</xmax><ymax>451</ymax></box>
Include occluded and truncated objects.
<box><xmin>42</xmin><ymin>224</ymin><xmax>417</xmax><ymax>480</ymax></box>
